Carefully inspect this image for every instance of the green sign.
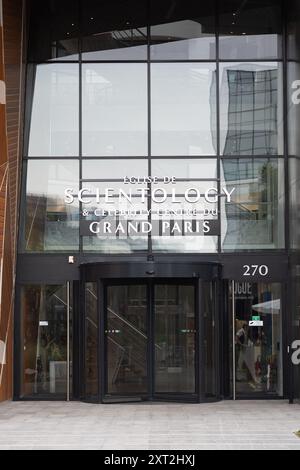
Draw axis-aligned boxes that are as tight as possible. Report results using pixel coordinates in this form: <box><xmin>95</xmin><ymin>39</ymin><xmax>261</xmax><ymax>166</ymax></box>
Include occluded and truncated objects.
<box><xmin>252</xmin><ymin>315</ymin><xmax>260</xmax><ymax>321</ymax></box>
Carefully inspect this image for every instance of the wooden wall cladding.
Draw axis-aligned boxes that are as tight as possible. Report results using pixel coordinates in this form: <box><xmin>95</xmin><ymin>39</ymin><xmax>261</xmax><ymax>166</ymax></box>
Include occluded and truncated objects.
<box><xmin>0</xmin><ymin>0</ymin><xmax>23</xmax><ymax>402</ymax></box>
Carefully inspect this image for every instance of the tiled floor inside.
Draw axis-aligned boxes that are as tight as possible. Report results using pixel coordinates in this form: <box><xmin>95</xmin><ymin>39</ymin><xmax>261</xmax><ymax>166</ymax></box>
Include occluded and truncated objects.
<box><xmin>0</xmin><ymin>400</ymin><xmax>300</xmax><ymax>450</ymax></box>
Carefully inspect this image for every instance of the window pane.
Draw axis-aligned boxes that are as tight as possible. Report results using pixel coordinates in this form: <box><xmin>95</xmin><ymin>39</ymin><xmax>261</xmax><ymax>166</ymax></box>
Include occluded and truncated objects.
<box><xmin>220</xmin><ymin>62</ymin><xmax>283</xmax><ymax>156</ymax></box>
<box><xmin>28</xmin><ymin>0</ymin><xmax>79</xmax><ymax>62</ymax></box>
<box><xmin>151</xmin><ymin>159</ymin><xmax>217</xmax><ymax>179</ymax></box>
<box><xmin>289</xmin><ymin>159</ymin><xmax>300</xmax><ymax>249</ymax></box>
<box><xmin>151</xmin><ymin>180</ymin><xmax>218</xmax><ymax>253</ymax></box>
<box><xmin>219</xmin><ymin>0</ymin><xmax>282</xmax><ymax>60</ymax></box>
<box><xmin>82</xmin><ymin>159</ymin><xmax>148</xmax><ymax>179</ymax></box>
<box><xmin>24</xmin><ymin>160</ymin><xmax>79</xmax><ymax>252</ymax></box>
<box><xmin>288</xmin><ymin>62</ymin><xmax>300</xmax><ymax>158</ymax></box>
<box><xmin>82</xmin><ymin>190</ymin><xmax>148</xmax><ymax>253</ymax></box>
<box><xmin>82</xmin><ymin>64</ymin><xmax>148</xmax><ymax>157</ymax></box>
<box><xmin>21</xmin><ymin>285</ymin><xmax>69</xmax><ymax>398</ymax></box>
<box><xmin>151</xmin><ymin>63</ymin><xmax>217</xmax><ymax>156</ymax></box>
<box><xmin>221</xmin><ymin>159</ymin><xmax>285</xmax><ymax>250</ymax></box>
<box><xmin>28</xmin><ymin>64</ymin><xmax>79</xmax><ymax>156</ymax></box>
<box><xmin>150</xmin><ymin>0</ymin><xmax>216</xmax><ymax>60</ymax></box>
<box><xmin>82</xmin><ymin>0</ymin><xmax>147</xmax><ymax>60</ymax></box>
<box><xmin>287</xmin><ymin>0</ymin><xmax>300</xmax><ymax>61</ymax></box>
<box><xmin>154</xmin><ymin>285</ymin><xmax>195</xmax><ymax>393</ymax></box>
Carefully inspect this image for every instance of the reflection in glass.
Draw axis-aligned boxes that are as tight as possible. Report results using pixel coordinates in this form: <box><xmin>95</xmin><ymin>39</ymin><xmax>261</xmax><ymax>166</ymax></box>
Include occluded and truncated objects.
<box><xmin>150</xmin><ymin>0</ymin><xmax>215</xmax><ymax>59</ymax></box>
<box><xmin>151</xmin><ymin>159</ymin><xmax>217</xmax><ymax>179</ymax></box>
<box><xmin>291</xmin><ymin>277</ymin><xmax>300</xmax><ymax>399</ymax></box>
<box><xmin>204</xmin><ymin>282</ymin><xmax>217</xmax><ymax>397</ymax></box>
<box><xmin>82</xmin><ymin>159</ymin><xmax>148</xmax><ymax>180</ymax></box>
<box><xmin>219</xmin><ymin>0</ymin><xmax>282</xmax><ymax>60</ymax></box>
<box><xmin>233</xmin><ymin>282</ymin><xmax>283</xmax><ymax>397</ymax></box>
<box><xmin>82</xmin><ymin>0</ymin><xmax>147</xmax><ymax>60</ymax></box>
<box><xmin>21</xmin><ymin>285</ymin><xmax>69</xmax><ymax>397</ymax></box>
<box><xmin>221</xmin><ymin>159</ymin><xmax>285</xmax><ymax>250</ymax></box>
<box><xmin>151</xmin><ymin>179</ymin><xmax>218</xmax><ymax>253</ymax></box>
<box><xmin>287</xmin><ymin>0</ymin><xmax>300</xmax><ymax>61</ymax></box>
<box><xmin>24</xmin><ymin>160</ymin><xmax>79</xmax><ymax>252</ymax></box>
<box><xmin>151</xmin><ymin>63</ymin><xmax>217</xmax><ymax>156</ymax></box>
<box><xmin>82</xmin><ymin>186</ymin><xmax>148</xmax><ymax>253</ymax></box>
<box><xmin>28</xmin><ymin>64</ymin><xmax>79</xmax><ymax>156</ymax></box>
<box><xmin>220</xmin><ymin>63</ymin><xmax>283</xmax><ymax>156</ymax></box>
<box><xmin>106</xmin><ymin>285</ymin><xmax>147</xmax><ymax>394</ymax></box>
<box><xmin>28</xmin><ymin>0</ymin><xmax>79</xmax><ymax>62</ymax></box>
<box><xmin>289</xmin><ymin>159</ymin><xmax>300</xmax><ymax>249</ymax></box>
<box><xmin>85</xmin><ymin>283</ymin><xmax>98</xmax><ymax>397</ymax></box>
<box><xmin>82</xmin><ymin>64</ymin><xmax>148</xmax><ymax>156</ymax></box>
<box><xmin>155</xmin><ymin>285</ymin><xmax>195</xmax><ymax>394</ymax></box>
<box><xmin>288</xmin><ymin>62</ymin><xmax>300</xmax><ymax>158</ymax></box>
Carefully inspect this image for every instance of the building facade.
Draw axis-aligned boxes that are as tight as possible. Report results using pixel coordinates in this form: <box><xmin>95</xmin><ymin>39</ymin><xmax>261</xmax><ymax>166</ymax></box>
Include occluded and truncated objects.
<box><xmin>0</xmin><ymin>0</ymin><xmax>300</xmax><ymax>403</ymax></box>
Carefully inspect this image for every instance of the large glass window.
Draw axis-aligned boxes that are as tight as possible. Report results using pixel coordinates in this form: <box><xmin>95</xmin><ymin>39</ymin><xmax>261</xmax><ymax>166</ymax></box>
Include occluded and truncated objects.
<box><xmin>21</xmin><ymin>284</ymin><xmax>71</xmax><ymax>398</ymax></box>
<box><xmin>288</xmin><ymin>62</ymin><xmax>300</xmax><ymax>158</ymax></box>
<box><xmin>27</xmin><ymin>64</ymin><xmax>79</xmax><ymax>157</ymax></box>
<box><xmin>221</xmin><ymin>159</ymin><xmax>285</xmax><ymax>250</ymax></box>
<box><xmin>151</xmin><ymin>63</ymin><xmax>217</xmax><ymax>156</ymax></box>
<box><xmin>82</xmin><ymin>0</ymin><xmax>147</xmax><ymax>60</ymax></box>
<box><xmin>232</xmin><ymin>282</ymin><xmax>283</xmax><ymax>397</ymax></box>
<box><xmin>82</xmin><ymin>64</ymin><xmax>148</xmax><ymax>157</ymax></box>
<box><xmin>219</xmin><ymin>0</ymin><xmax>282</xmax><ymax>60</ymax></box>
<box><xmin>150</xmin><ymin>0</ymin><xmax>216</xmax><ymax>60</ymax></box>
<box><xmin>24</xmin><ymin>160</ymin><xmax>79</xmax><ymax>252</ymax></box>
<box><xmin>219</xmin><ymin>62</ymin><xmax>284</xmax><ymax>156</ymax></box>
<box><xmin>289</xmin><ymin>159</ymin><xmax>300</xmax><ymax>250</ymax></box>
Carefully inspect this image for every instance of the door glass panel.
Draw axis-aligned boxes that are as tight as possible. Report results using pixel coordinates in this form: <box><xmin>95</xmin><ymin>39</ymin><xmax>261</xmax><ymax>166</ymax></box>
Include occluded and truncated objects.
<box><xmin>233</xmin><ymin>282</ymin><xmax>283</xmax><ymax>396</ymax></box>
<box><xmin>154</xmin><ymin>285</ymin><xmax>195</xmax><ymax>394</ymax></box>
<box><xmin>106</xmin><ymin>285</ymin><xmax>147</xmax><ymax>394</ymax></box>
<box><xmin>85</xmin><ymin>283</ymin><xmax>98</xmax><ymax>397</ymax></box>
<box><xmin>21</xmin><ymin>285</ymin><xmax>69</xmax><ymax>397</ymax></box>
<box><xmin>204</xmin><ymin>281</ymin><xmax>217</xmax><ymax>397</ymax></box>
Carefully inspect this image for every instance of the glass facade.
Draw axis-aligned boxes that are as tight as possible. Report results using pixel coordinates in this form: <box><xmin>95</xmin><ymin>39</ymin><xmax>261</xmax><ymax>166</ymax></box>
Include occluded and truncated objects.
<box><xmin>14</xmin><ymin>0</ymin><xmax>300</xmax><ymax>404</ymax></box>
<box><xmin>22</xmin><ymin>1</ymin><xmax>285</xmax><ymax>255</ymax></box>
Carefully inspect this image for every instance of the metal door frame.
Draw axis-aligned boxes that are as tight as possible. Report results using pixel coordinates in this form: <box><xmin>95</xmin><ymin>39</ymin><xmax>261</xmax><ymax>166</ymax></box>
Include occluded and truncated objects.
<box><xmin>80</xmin><ymin>261</ymin><xmax>221</xmax><ymax>404</ymax></box>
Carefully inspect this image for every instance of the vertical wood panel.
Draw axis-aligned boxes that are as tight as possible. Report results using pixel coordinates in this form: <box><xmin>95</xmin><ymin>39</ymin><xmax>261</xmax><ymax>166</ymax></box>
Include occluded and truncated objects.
<box><xmin>0</xmin><ymin>0</ymin><xmax>23</xmax><ymax>402</ymax></box>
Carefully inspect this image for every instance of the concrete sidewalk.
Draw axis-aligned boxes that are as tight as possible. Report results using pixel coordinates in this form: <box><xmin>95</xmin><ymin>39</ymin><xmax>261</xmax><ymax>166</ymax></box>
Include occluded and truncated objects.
<box><xmin>0</xmin><ymin>400</ymin><xmax>299</xmax><ymax>450</ymax></box>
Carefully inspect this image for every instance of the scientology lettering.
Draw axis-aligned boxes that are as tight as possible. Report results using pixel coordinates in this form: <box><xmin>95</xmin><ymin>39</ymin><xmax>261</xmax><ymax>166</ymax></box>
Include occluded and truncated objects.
<box><xmin>64</xmin><ymin>175</ymin><xmax>235</xmax><ymax>237</ymax></box>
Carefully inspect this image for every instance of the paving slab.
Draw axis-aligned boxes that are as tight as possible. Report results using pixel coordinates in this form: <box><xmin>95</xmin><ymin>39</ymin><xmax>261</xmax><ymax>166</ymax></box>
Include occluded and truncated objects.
<box><xmin>0</xmin><ymin>400</ymin><xmax>299</xmax><ymax>450</ymax></box>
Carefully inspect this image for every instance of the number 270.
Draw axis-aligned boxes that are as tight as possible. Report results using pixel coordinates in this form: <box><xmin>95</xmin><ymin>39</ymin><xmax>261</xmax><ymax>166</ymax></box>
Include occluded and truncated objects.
<box><xmin>243</xmin><ymin>265</ymin><xmax>269</xmax><ymax>276</ymax></box>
